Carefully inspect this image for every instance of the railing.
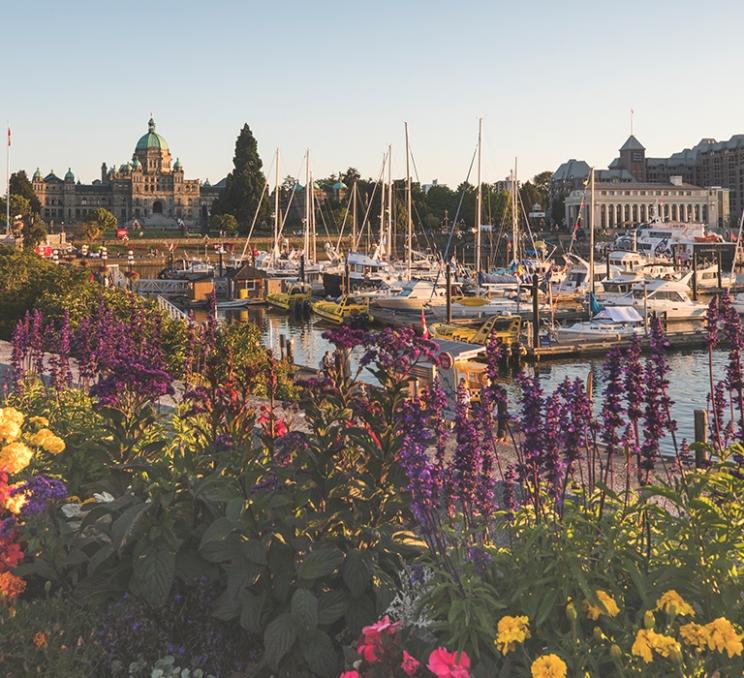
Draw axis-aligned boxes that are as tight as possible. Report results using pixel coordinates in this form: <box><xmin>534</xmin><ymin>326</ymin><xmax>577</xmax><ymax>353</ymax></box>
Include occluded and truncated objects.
<box><xmin>155</xmin><ymin>295</ymin><xmax>189</xmax><ymax>322</ymax></box>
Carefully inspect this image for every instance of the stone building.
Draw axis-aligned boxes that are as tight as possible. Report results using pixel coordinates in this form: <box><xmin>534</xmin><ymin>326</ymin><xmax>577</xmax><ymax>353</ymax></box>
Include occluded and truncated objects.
<box><xmin>564</xmin><ymin>176</ymin><xmax>730</xmax><ymax>230</ymax></box>
<box><xmin>32</xmin><ymin>117</ymin><xmax>223</xmax><ymax>229</ymax></box>
<box><xmin>553</xmin><ymin>133</ymin><xmax>744</xmax><ymax>228</ymax></box>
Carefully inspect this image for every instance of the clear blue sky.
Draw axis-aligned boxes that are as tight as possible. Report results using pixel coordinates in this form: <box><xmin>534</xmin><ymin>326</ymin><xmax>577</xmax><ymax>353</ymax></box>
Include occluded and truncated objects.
<box><xmin>5</xmin><ymin>0</ymin><xmax>744</xmax><ymax>187</ymax></box>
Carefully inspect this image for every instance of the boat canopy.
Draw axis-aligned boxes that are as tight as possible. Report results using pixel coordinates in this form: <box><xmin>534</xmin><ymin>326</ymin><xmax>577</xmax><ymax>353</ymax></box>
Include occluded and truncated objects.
<box><xmin>347</xmin><ymin>253</ymin><xmax>385</xmax><ymax>268</ymax></box>
<box><xmin>594</xmin><ymin>307</ymin><xmax>643</xmax><ymax>323</ymax></box>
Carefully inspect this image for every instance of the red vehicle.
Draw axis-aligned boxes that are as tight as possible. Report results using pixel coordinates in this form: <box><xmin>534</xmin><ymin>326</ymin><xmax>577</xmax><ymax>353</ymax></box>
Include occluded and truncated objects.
<box><xmin>116</xmin><ymin>227</ymin><xmax>129</xmax><ymax>240</ymax></box>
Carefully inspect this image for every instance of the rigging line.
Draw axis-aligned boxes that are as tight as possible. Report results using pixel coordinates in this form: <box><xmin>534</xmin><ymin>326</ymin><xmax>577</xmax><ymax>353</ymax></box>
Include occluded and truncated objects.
<box><xmin>518</xmin><ymin>188</ymin><xmax>540</xmax><ymax>263</ymax></box>
<box><xmin>352</xmin><ymin>153</ymin><xmax>387</xmax><ymax>251</ymax></box>
<box><xmin>427</xmin><ymin>142</ymin><xmax>479</xmax><ymax>300</ymax></box>
<box><xmin>335</xmin><ymin>185</ymin><xmax>354</xmax><ymax>252</ymax></box>
<box><xmin>236</xmin><ymin>150</ymin><xmax>277</xmax><ymax>264</ymax></box>
<box><xmin>273</xmin><ymin>155</ymin><xmax>306</xmax><ymax>253</ymax></box>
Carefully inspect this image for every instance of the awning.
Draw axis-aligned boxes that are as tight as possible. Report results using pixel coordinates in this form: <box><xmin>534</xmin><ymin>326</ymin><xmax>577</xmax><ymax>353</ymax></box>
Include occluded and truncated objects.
<box><xmin>595</xmin><ymin>306</ymin><xmax>643</xmax><ymax>323</ymax></box>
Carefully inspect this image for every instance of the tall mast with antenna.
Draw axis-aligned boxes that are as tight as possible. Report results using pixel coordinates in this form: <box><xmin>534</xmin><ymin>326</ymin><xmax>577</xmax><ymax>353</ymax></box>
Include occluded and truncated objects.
<box><xmin>351</xmin><ymin>182</ymin><xmax>358</xmax><ymax>251</ymax></box>
<box><xmin>511</xmin><ymin>158</ymin><xmax>519</xmax><ymax>265</ymax></box>
<box><xmin>387</xmin><ymin>145</ymin><xmax>392</xmax><ymax>260</ymax></box>
<box><xmin>5</xmin><ymin>123</ymin><xmax>10</xmax><ymax>236</ymax></box>
<box><xmin>304</xmin><ymin>149</ymin><xmax>310</xmax><ymax>260</ymax></box>
<box><xmin>310</xmin><ymin>171</ymin><xmax>317</xmax><ymax>263</ymax></box>
<box><xmin>378</xmin><ymin>150</ymin><xmax>386</xmax><ymax>257</ymax></box>
<box><xmin>273</xmin><ymin>148</ymin><xmax>280</xmax><ymax>259</ymax></box>
<box><xmin>405</xmin><ymin>122</ymin><xmax>412</xmax><ymax>279</ymax></box>
<box><xmin>475</xmin><ymin>117</ymin><xmax>483</xmax><ymax>272</ymax></box>
<box><xmin>590</xmin><ymin>166</ymin><xmax>595</xmax><ymax>294</ymax></box>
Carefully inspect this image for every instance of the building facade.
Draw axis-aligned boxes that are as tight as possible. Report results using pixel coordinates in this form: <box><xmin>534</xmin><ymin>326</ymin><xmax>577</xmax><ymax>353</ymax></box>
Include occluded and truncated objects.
<box><xmin>564</xmin><ymin>176</ymin><xmax>730</xmax><ymax>230</ymax></box>
<box><xmin>32</xmin><ymin>118</ymin><xmax>223</xmax><ymax>228</ymax></box>
<box><xmin>553</xmin><ymin>132</ymin><xmax>744</xmax><ymax>228</ymax></box>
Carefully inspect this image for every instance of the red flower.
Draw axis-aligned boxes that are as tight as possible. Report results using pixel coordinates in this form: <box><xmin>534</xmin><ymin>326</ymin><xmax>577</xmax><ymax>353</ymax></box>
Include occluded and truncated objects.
<box><xmin>356</xmin><ymin>615</ymin><xmax>403</xmax><ymax>664</ymax></box>
<box><xmin>427</xmin><ymin>647</ymin><xmax>471</xmax><ymax>678</ymax></box>
<box><xmin>401</xmin><ymin>649</ymin><xmax>421</xmax><ymax>675</ymax></box>
<box><xmin>356</xmin><ymin>640</ymin><xmax>379</xmax><ymax>663</ymax></box>
<box><xmin>339</xmin><ymin>672</ymin><xmax>361</xmax><ymax>678</ymax></box>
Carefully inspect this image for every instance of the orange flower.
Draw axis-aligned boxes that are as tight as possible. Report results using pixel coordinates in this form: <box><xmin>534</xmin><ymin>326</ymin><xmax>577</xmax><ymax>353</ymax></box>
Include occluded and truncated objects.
<box><xmin>32</xmin><ymin>631</ymin><xmax>48</xmax><ymax>649</ymax></box>
<box><xmin>0</xmin><ymin>571</ymin><xmax>27</xmax><ymax>600</ymax></box>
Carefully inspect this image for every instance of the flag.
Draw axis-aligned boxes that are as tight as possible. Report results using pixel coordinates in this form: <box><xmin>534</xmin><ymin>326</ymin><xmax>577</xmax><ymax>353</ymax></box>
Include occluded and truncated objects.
<box><xmin>420</xmin><ymin>308</ymin><xmax>429</xmax><ymax>339</ymax></box>
<box><xmin>6</xmin><ymin>126</ymin><xmax>10</xmax><ymax>147</ymax></box>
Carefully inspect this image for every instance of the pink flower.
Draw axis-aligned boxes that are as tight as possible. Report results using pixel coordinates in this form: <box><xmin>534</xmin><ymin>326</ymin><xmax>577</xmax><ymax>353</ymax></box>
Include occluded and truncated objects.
<box><xmin>339</xmin><ymin>672</ymin><xmax>361</xmax><ymax>678</ymax></box>
<box><xmin>401</xmin><ymin>649</ymin><xmax>421</xmax><ymax>675</ymax></box>
<box><xmin>356</xmin><ymin>640</ymin><xmax>380</xmax><ymax>663</ymax></box>
<box><xmin>361</xmin><ymin>615</ymin><xmax>402</xmax><ymax>643</ymax></box>
<box><xmin>427</xmin><ymin>647</ymin><xmax>471</xmax><ymax>678</ymax></box>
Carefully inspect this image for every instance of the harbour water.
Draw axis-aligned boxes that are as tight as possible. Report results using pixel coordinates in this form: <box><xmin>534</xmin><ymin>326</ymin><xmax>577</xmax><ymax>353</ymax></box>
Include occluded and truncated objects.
<box><xmin>206</xmin><ymin>306</ymin><xmax>727</xmax><ymax>452</ymax></box>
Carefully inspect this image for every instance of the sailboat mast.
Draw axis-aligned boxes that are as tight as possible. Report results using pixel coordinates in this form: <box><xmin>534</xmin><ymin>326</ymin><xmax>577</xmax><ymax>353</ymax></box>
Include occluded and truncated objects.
<box><xmin>511</xmin><ymin>159</ymin><xmax>519</xmax><ymax>265</ymax></box>
<box><xmin>273</xmin><ymin>148</ymin><xmax>280</xmax><ymax>258</ymax></box>
<box><xmin>304</xmin><ymin>149</ymin><xmax>310</xmax><ymax>260</ymax></box>
<box><xmin>589</xmin><ymin>167</ymin><xmax>595</xmax><ymax>294</ymax></box>
<box><xmin>475</xmin><ymin>117</ymin><xmax>483</xmax><ymax>273</ymax></box>
<box><xmin>4</xmin><ymin>122</ymin><xmax>9</xmax><ymax>236</ymax></box>
<box><xmin>387</xmin><ymin>145</ymin><xmax>392</xmax><ymax>260</ymax></box>
<box><xmin>310</xmin><ymin>171</ymin><xmax>317</xmax><ymax>263</ymax></box>
<box><xmin>352</xmin><ymin>182</ymin><xmax>357</xmax><ymax>251</ymax></box>
<box><xmin>379</xmin><ymin>151</ymin><xmax>386</xmax><ymax>256</ymax></box>
<box><xmin>405</xmin><ymin>122</ymin><xmax>412</xmax><ymax>279</ymax></box>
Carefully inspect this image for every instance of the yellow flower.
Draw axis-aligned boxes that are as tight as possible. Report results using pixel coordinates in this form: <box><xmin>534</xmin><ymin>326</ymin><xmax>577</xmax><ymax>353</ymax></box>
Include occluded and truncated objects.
<box><xmin>705</xmin><ymin>617</ymin><xmax>743</xmax><ymax>658</ymax></box>
<box><xmin>3</xmin><ymin>482</ymin><xmax>27</xmax><ymax>515</ymax></box>
<box><xmin>655</xmin><ymin>590</ymin><xmax>695</xmax><ymax>617</ymax></box>
<box><xmin>0</xmin><ymin>407</ymin><xmax>25</xmax><ymax>427</ymax></box>
<box><xmin>583</xmin><ymin>590</ymin><xmax>620</xmax><ymax>620</ymax></box>
<box><xmin>495</xmin><ymin>615</ymin><xmax>531</xmax><ymax>654</ymax></box>
<box><xmin>30</xmin><ymin>428</ymin><xmax>53</xmax><ymax>447</ymax></box>
<box><xmin>631</xmin><ymin>629</ymin><xmax>680</xmax><ymax>664</ymax></box>
<box><xmin>680</xmin><ymin>622</ymin><xmax>709</xmax><ymax>652</ymax></box>
<box><xmin>29</xmin><ymin>416</ymin><xmax>49</xmax><ymax>428</ymax></box>
<box><xmin>0</xmin><ymin>442</ymin><xmax>33</xmax><ymax>474</ymax></box>
<box><xmin>530</xmin><ymin>654</ymin><xmax>567</xmax><ymax>678</ymax></box>
<box><xmin>41</xmin><ymin>435</ymin><xmax>65</xmax><ymax>455</ymax></box>
<box><xmin>0</xmin><ymin>419</ymin><xmax>21</xmax><ymax>443</ymax></box>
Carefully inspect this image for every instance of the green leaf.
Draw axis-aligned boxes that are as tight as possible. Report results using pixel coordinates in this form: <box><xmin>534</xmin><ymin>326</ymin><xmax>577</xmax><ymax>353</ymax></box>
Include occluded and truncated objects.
<box><xmin>344</xmin><ymin>594</ymin><xmax>375</xmax><ymax>636</ymax></box>
<box><xmin>239</xmin><ymin>590</ymin><xmax>265</xmax><ymax>634</ymax></box>
<box><xmin>199</xmin><ymin>517</ymin><xmax>238</xmax><ymax>551</ymax></box>
<box><xmin>130</xmin><ymin>538</ymin><xmax>177</xmax><ymax>607</ymax></box>
<box><xmin>297</xmin><ymin>546</ymin><xmax>344</xmax><ymax>581</ymax></box>
<box><xmin>317</xmin><ymin>589</ymin><xmax>347</xmax><ymax>625</ymax></box>
<box><xmin>343</xmin><ymin>549</ymin><xmax>371</xmax><ymax>597</ymax></box>
<box><xmin>242</xmin><ymin>539</ymin><xmax>268</xmax><ymax>566</ymax></box>
<box><xmin>87</xmin><ymin>544</ymin><xmax>115</xmax><ymax>576</ymax></box>
<box><xmin>291</xmin><ymin>588</ymin><xmax>318</xmax><ymax>632</ymax></box>
<box><xmin>301</xmin><ymin>629</ymin><xmax>339</xmax><ymax>677</ymax></box>
<box><xmin>263</xmin><ymin>612</ymin><xmax>297</xmax><ymax>671</ymax></box>
<box><xmin>111</xmin><ymin>501</ymin><xmax>149</xmax><ymax>551</ymax></box>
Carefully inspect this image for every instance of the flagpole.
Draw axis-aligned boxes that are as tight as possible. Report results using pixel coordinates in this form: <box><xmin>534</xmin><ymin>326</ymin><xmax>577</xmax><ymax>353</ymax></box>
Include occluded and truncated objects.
<box><xmin>5</xmin><ymin>122</ymin><xmax>9</xmax><ymax>236</ymax></box>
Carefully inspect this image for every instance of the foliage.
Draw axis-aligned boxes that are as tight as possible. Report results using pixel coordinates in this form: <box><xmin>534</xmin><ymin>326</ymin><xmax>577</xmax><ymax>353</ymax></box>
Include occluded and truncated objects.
<box><xmin>80</xmin><ymin>208</ymin><xmax>117</xmax><ymax>242</ymax></box>
<box><xmin>210</xmin><ymin>123</ymin><xmax>268</xmax><ymax>232</ymax></box>
<box><xmin>0</xmin><ymin>593</ymin><xmax>102</xmax><ymax>676</ymax></box>
<box><xmin>10</xmin><ymin>171</ymin><xmax>41</xmax><ymax>214</ymax></box>
<box><xmin>208</xmin><ymin>213</ymin><xmax>238</xmax><ymax>235</ymax></box>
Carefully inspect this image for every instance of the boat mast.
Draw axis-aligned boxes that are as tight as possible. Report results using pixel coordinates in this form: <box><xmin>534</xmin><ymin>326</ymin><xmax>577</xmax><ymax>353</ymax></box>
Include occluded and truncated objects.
<box><xmin>378</xmin><ymin>150</ymin><xmax>386</xmax><ymax>257</ymax></box>
<box><xmin>475</xmin><ymin>117</ymin><xmax>483</xmax><ymax>273</ymax></box>
<box><xmin>387</xmin><ymin>145</ymin><xmax>392</xmax><ymax>260</ymax></box>
<box><xmin>304</xmin><ymin>149</ymin><xmax>310</xmax><ymax>261</ymax></box>
<box><xmin>511</xmin><ymin>158</ymin><xmax>519</xmax><ymax>265</ymax></box>
<box><xmin>351</xmin><ymin>182</ymin><xmax>358</xmax><ymax>251</ymax></box>
<box><xmin>311</xmin><ymin>170</ymin><xmax>317</xmax><ymax>263</ymax></box>
<box><xmin>4</xmin><ymin>122</ymin><xmax>9</xmax><ymax>236</ymax></box>
<box><xmin>405</xmin><ymin>122</ymin><xmax>412</xmax><ymax>279</ymax></box>
<box><xmin>273</xmin><ymin>148</ymin><xmax>280</xmax><ymax>260</ymax></box>
<box><xmin>590</xmin><ymin>166</ymin><xmax>595</xmax><ymax>294</ymax></box>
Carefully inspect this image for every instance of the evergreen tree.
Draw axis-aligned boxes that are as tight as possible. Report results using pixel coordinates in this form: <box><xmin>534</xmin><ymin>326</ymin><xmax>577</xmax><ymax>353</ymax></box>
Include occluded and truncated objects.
<box><xmin>212</xmin><ymin>124</ymin><xmax>268</xmax><ymax>232</ymax></box>
<box><xmin>10</xmin><ymin>171</ymin><xmax>41</xmax><ymax>214</ymax></box>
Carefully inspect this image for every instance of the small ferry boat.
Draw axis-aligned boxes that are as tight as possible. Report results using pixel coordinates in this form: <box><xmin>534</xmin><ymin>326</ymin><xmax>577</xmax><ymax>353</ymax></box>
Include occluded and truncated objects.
<box><xmin>430</xmin><ymin>314</ymin><xmax>522</xmax><ymax>346</ymax></box>
<box><xmin>311</xmin><ymin>295</ymin><xmax>371</xmax><ymax>324</ymax></box>
<box><xmin>266</xmin><ymin>281</ymin><xmax>312</xmax><ymax>312</ymax></box>
<box><xmin>608</xmin><ymin>278</ymin><xmax>708</xmax><ymax>321</ymax></box>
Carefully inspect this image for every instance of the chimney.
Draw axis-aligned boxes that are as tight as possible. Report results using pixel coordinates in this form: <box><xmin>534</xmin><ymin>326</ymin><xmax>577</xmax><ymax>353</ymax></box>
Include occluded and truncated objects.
<box><xmin>670</xmin><ymin>175</ymin><xmax>683</xmax><ymax>186</ymax></box>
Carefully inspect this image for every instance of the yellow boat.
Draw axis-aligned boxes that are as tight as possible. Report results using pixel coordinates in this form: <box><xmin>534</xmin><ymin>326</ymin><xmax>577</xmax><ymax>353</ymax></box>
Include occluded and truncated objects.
<box><xmin>430</xmin><ymin>314</ymin><xmax>522</xmax><ymax>346</ymax></box>
<box><xmin>311</xmin><ymin>295</ymin><xmax>371</xmax><ymax>324</ymax></box>
<box><xmin>266</xmin><ymin>281</ymin><xmax>312</xmax><ymax>312</ymax></box>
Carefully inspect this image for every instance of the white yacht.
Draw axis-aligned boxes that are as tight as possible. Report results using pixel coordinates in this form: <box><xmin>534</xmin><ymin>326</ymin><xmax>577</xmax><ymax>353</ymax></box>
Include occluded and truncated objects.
<box><xmin>371</xmin><ymin>279</ymin><xmax>469</xmax><ymax>311</ymax></box>
<box><xmin>608</xmin><ymin>278</ymin><xmax>708</xmax><ymax>321</ymax></box>
<box><xmin>557</xmin><ymin>306</ymin><xmax>645</xmax><ymax>342</ymax></box>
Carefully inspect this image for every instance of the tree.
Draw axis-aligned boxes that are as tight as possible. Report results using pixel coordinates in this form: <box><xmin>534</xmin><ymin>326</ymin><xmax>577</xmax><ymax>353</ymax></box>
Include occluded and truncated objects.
<box><xmin>341</xmin><ymin>167</ymin><xmax>361</xmax><ymax>189</ymax></box>
<box><xmin>81</xmin><ymin>208</ymin><xmax>116</xmax><ymax>242</ymax></box>
<box><xmin>211</xmin><ymin>124</ymin><xmax>268</xmax><ymax>233</ymax></box>
<box><xmin>209</xmin><ymin>213</ymin><xmax>238</xmax><ymax>235</ymax></box>
<box><xmin>10</xmin><ymin>171</ymin><xmax>41</xmax><ymax>214</ymax></box>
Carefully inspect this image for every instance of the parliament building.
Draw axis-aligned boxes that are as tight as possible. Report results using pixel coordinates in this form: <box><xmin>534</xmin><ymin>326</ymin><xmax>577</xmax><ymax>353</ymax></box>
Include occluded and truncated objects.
<box><xmin>32</xmin><ymin>117</ymin><xmax>224</xmax><ymax>228</ymax></box>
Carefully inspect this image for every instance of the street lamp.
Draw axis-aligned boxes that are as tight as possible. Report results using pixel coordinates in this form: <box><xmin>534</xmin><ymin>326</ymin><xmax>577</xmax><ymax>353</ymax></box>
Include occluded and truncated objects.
<box><xmin>127</xmin><ymin>249</ymin><xmax>134</xmax><ymax>274</ymax></box>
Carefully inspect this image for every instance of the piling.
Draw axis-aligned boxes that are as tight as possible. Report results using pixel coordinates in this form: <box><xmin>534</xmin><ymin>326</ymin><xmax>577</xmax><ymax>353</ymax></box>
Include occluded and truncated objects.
<box><xmin>279</xmin><ymin>334</ymin><xmax>286</xmax><ymax>360</ymax></box>
<box><xmin>286</xmin><ymin>339</ymin><xmax>294</xmax><ymax>365</ymax></box>
<box><xmin>606</xmin><ymin>251</ymin><xmax>611</xmax><ymax>279</ymax></box>
<box><xmin>716</xmin><ymin>250</ymin><xmax>723</xmax><ymax>290</ymax></box>
<box><xmin>344</xmin><ymin>262</ymin><xmax>351</xmax><ymax>296</ymax></box>
<box><xmin>300</xmin><ymin>255</ymin><xmax>305</xmax><ymax>282</ymax></box>
<box><xmin>694</xmin><ymin>409</ymin><xmax>709</xmax><ymax>468</ymax></box>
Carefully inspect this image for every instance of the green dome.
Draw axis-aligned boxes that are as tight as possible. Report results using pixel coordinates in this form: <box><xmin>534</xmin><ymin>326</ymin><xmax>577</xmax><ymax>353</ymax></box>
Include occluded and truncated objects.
<box><xmin>135</xmin><ymin>117</ymin><xmax>168</xmax><ymax>152</ymax></box>
<box><xmin>173</xmin><ymin>157</ymin><xmax>181</xmax><ymax>170</ymax></box>
<box><xmin>64</xmin><ymin>168</ymin><xmax>75</xmax><ymax>181</ymax></box>
<box><xmin>32</xmin><ymin>167</ymin><xmax>41</xmax><ymax>180</ymax></box>
<box><xmin>131</xmin><ymin>156</ymin><xmax>142</xmax><ymax>170</ymax></box>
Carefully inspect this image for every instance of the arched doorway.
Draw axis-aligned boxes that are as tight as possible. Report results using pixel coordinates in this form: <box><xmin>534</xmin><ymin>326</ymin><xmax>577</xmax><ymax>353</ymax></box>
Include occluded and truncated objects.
<box><xmin>153</xmin><ymin>200</ymin><xmax>163</xmax><ymax>214</ymax></box>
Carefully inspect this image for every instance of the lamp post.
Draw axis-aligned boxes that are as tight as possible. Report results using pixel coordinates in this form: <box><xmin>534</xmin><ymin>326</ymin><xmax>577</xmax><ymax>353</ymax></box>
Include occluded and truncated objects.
<box><xmin>127</xmin><ymin>249</ymin><xmax>134</xmax><ymax>275</ymax></box>
<box><xmin>52</xmin><ymin>249</ymin><xmax>59</xmax><ymax>265</ymax></box>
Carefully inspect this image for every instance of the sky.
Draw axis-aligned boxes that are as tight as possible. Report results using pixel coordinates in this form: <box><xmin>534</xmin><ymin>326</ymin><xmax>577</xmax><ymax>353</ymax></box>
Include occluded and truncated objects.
<box><xmin>4</xmin><ymin>0</ymin><xmax>744</xmax><ymax>188</ymax></box>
